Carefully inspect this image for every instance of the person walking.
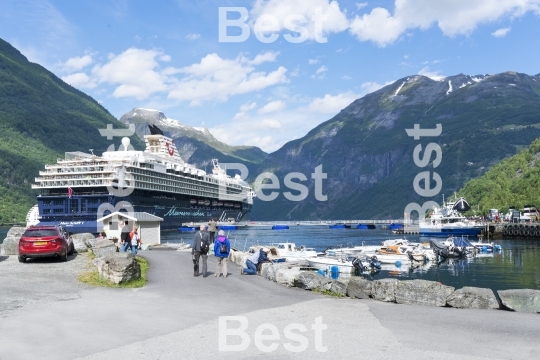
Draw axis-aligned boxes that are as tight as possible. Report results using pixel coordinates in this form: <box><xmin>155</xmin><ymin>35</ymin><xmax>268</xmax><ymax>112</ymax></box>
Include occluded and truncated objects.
<box><xmin>119</xmin><ymin>221</ymin><xmax>130</xmax><ymax>252</ymax></box>
<box><xmin>241</xmin><ymin>247</ymin><xmax>270</xmax><ymax>275</ymax></box>
<box><xmin>128</xmin><ymin>226</ymin><xmax>141</xmax><ymax>256</ymax></box>
<box><xmin>208</xmin><ymin>218</ymin><xmax>217</xmax><ymax>243</ymax></box>
<box><xmin>213</xmin><ymin>230</ymin><xmax>230</xmax><ymax>278</ymax></box>
<box><xmin>192</xmin><ymin>224</ymin><xmax>210</xmax><ymax>277</ymax></box>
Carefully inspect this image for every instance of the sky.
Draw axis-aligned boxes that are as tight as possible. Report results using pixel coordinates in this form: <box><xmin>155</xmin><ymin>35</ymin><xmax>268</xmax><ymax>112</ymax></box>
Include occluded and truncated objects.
<box><xmin>1</xmin><ymin>0</ymin><xmax>540</xmax><ymax>153</ymax></box>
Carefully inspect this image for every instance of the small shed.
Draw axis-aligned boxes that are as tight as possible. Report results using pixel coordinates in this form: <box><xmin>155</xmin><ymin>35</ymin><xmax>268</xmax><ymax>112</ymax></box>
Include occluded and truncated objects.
<box><xmin>96</xmin><ymin>212</ymin><xmax>164</xmax><ymax>244</ymax></box>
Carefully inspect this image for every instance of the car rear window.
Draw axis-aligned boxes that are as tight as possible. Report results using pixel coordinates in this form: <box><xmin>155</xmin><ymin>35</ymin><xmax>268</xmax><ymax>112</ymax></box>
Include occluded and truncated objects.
<box><xmin>23</xmin><ymin>229</ymin><xmax>59</xmax><ymax>237</ymax></box>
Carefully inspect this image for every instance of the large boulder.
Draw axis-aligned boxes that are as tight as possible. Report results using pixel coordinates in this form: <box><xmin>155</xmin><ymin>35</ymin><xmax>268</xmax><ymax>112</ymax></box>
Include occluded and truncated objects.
<box><xmin>347</xmin><ymin>277</ymin><xmax>373</xmax><ymax>299</ymax></box>
<box><xmin>330</xmin><ymin>279</ymin><xmax>350</xmax><ymax>296</ymax></box>
<box><xmin>371</xmin><ymin>279</ymin><xmax>399</xmax><ymax>302</ymax></box>
<box><xmin>498</xmin><ymin>289</ymin><xmax>540</xmax><ymax>313</ymax></box>
<box><xmin>93</xmin><ymin>252</ymin><xmax>141</xmax><ymax>284</ymax></box>
<box><xmin>71</xmin><ymin>233</ymin><xmax>94</xmax><ymax>253</ymax></box>
<box><xmin>395</xmin><ymin>280</ymin><xmax>455</xmax><ymax>307</ymax></box>
<box><xmin>447</xmin><ymin>287</ymin><xmax>500</xmax><ymax>309</ymax></box>
<box><xmin>7</xmin><ymin>226</ymin><xmax>26</xmax><ymax>238</ymax></box>
<box><xmin>1</xmin><ymin>236</ymin><xmax>19</xmax><ymax>255</ymax></box>
<box><xmin>295</xmin><ymin>272</ymin><xmax>331</xmax><ymax>290</ymax></box>
<box><xmin>276</xmin><ymin>267</ymin><xmax>301</xmax><ymax>287</ymax></box>
<box><xmin>92</xmin><ymin>239</ymin><xmax>116</xmax><ymax>258</ymax></box>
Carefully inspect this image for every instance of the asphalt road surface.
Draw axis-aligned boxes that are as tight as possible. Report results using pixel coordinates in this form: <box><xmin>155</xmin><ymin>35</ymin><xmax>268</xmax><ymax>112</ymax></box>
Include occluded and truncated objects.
<box><xmin>0</xmin><ymin>250</ymin><xmax>538</xmax><ymax>359</ymax></box>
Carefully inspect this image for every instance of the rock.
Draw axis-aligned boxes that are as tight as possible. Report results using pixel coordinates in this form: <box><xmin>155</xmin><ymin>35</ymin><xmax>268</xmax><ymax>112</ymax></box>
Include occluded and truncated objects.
<box><xmin>371</xmin><ymin>278</ymin><xmax>399</xmax><ymax>302</ymax></box>
<box><xmin>447</xmin><ymin>287</ymin><xmax>500</xmax><ymax>309</ymax></box>
<box><xmin>71</xmin><ymin>233</ymin><xmax>94</xmax><ymax>253</ymax></box>
<box><xmin>347</xmin><ymin>277</ymin><xmax>373</xmax><ymax>299</ymax></box>
<box><xmin>330</xmin><ymin>279</ymin><xmax>350</xmax><ymax>296</ymax></box>
<box><xmin>295</xmin><ymin>272</ymin><xmax>331</xmax><ymax>290</ymax></box>
<box><xmin>91</xmin><ymin>239</ymin><xmax>116</xmax><ymax>258</ymax></box>
<box><xmin>93</xmin><ymin>252</ymin><xmax>141</xmax><ymax>284</ymax></box>
<box><xmin>395</xmin><ymin>280</ymin><xmax>455</xmax><ymax>307</ymax></box>
<box><xmin>498</xmin><ymin>289</ymin><xmax>540</xmax><ymax>313</ymax></box>
<box><xmin>1</xmin><ymin>236</ymin><xmax>20</xmax><ymax>255</ymax></box>
<box><xmin>262</xmin><ymin>263</ymin><xmax>280</xmax><ymax>281</ymax></box>
<box><xmin>276</xmin><ymin>267</ymin><xmax>301</xmax><ymax>287</ymax></box>
<box><xmin>7</xmin><ymin>226</ymin><xmax>26</xmax><ymax>238</ymax></box>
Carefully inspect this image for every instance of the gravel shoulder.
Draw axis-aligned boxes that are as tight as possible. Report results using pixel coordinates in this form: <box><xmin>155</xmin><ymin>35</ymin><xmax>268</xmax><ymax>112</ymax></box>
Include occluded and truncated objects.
<box><xmin>0</xmin><ymin>253</ymin><xmax>93</xmax><ymax>315</ymax></box>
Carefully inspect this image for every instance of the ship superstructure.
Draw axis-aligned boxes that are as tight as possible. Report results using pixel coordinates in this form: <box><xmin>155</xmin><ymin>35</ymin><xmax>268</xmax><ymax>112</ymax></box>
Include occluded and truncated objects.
<box><xmin>32</xmin><ymin>125</ymin><xmax>254</xmax><ymax>231</ymax></box>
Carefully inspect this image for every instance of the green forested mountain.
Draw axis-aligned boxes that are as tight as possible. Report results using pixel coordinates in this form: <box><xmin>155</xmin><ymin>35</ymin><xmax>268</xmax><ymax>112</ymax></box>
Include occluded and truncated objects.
<box><xmin>458</xmin><ymin>138</ymin><xmax>540</xmax><ymax>214</ymax></box>
<box><xmin>248</xmin><ymin>72</ymin><xmax>540</xmax><ymax>220</ymax></box>
<box><xmin>0</xmin><ymin>38</ymin><xmax>143</xmax><ymax>224</ymax></box>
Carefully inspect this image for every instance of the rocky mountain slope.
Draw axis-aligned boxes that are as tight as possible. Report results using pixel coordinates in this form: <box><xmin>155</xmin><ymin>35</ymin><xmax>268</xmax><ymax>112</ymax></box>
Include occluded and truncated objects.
<box><xmin>248</xmin><ymin>72</ymin><xmax>540</xmax><ymax>220</ymax></box>
<box><xmin>119</xmin><ymin>108</ymin><xmax>267</xmax><ymax>169</ymax></box>
<box><xmin>0</xmin><ymin>38</ymin><xmax>143</xmax><ymax>224</ymax></box>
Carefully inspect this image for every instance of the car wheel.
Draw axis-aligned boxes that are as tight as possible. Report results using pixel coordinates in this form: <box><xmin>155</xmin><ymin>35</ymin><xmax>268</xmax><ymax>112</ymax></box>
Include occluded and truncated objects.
<box><xmin>68</xmin><ymin>242</ymin><xmax>74</xmax><ymax>256</ymax></box>
<box><xmin>60</xmin><ymin>250</ymin><xmax>68</xmax><ymax>262</ymax></box>
<box><xmin>18</xmin><ymin>255</ymin><xmax>26</xmax><ymax>263</ymax></box>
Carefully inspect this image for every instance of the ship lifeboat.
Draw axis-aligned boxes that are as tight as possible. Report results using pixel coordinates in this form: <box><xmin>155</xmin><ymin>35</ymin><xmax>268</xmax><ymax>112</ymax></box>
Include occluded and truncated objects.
<box><xmin>198</xmin><ymin>200</ymin><xmax>205</xmax><ymax>205</ymax></box>
<box><xmin>204</xmin><ymin>200</ymin><xmax>210</xmax><ymax>206</ymax></box>
<box><xmin>212</xmin><ymin>201</ymin><xmax>218</xmax><ymax>207</ymax></box>
<box><xmin>224</xmin><ymin>202</ymin><xmax>233</xmax><ymax>207</ymax></box>
<box><xmin>217</xmin><ymin>202</ymin><xmax>223</xmax><ymax>207</ymax></box>
<box><xmin>234</xmin><ymin>203</ymin><xmax>241</xmax><ymax>208</ymax></box>
<box><xmin>190</xmin><ymin>199</ymin><xmax>197</xmax><ymax>205</ymax></box>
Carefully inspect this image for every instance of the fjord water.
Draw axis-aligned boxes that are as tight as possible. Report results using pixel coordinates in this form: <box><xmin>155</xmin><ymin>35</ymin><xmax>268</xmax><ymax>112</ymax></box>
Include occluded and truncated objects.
<box><xmin>163</xmin><ymin>226</ymin><xmax>540</xmax><ymax>292</ymax></box>
<box><xmin>0</xmin><ymin>227</ymin><xmax>8</xmax><ymax>244</ymax></box>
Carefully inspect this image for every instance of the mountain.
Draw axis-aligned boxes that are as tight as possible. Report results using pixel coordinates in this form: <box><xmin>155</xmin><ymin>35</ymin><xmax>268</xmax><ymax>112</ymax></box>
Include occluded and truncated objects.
<box><xmin>248</xmin><ymin>72</ymin><xmax>540</xmax><ymax>220</ymax></box>
<box><xmin>0</xmin><ymin>38</ymin><xmax>144</xmax><ymax>224</ymax></box>
<box><xmin>119</xmin><ymin>108</ymin><xmax>268</xmax><ymax>168</ymax></box>
<box><xmin>458</xmin><ymin>137</ymin><xmax>540</xmax><ymax>214</ymax></box>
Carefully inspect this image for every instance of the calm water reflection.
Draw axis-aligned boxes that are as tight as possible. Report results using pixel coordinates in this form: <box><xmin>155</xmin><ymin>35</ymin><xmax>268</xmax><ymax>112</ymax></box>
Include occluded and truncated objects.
<box><xmin>163</xmin><ymin>226</ymin><xmax>540</xmax><ymax>292</ymax></box>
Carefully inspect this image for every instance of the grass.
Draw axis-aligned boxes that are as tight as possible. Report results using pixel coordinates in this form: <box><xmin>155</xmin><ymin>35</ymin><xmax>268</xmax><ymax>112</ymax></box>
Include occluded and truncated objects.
<box><xmin>78</xmin><ymin>255</ymin><xmax>149</xmax><ymax>288</ymax></box>
<box><xmin>312</xmin><ymin>288</ymin><xmax>346</xmax><ymax>298</ymax></box>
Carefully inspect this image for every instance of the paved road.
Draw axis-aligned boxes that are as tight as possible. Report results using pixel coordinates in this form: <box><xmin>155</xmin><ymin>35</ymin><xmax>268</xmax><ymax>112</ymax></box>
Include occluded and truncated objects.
<box><xmin>0</xmin><ymin>250</ymin><xmax>538</xmax><ymax>359</ymax></box>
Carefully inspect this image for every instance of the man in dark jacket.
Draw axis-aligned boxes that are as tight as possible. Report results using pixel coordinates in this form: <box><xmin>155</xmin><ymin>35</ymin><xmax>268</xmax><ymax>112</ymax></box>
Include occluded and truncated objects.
<box><xmin>119</xmin><ymin>221</ymin><xmax>131</xmax><ymax>252</ymax></box>
<box><xmin>241</xmin><ymin>247</ymin><xmax>270</xmax><ymax>275</ymax></box>
<box><xmin>192</xmin><ymin>224</ymin><xmax>210</xmax><ymax>277</ymax></box>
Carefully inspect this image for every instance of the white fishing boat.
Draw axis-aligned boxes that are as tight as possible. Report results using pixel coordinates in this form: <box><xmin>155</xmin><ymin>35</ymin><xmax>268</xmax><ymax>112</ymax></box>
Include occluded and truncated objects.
<box><xmin>271</xmin><ymin>242</ymin><xmax>318</xmax><ymax>261</ymax></box>
<box><xmin>419</xmin><ymin>197</ymin><xmax>483</xmax><ymax>237</ymax></box>
<box><xmin>306</xmin><ymin>256</ymin><xmax>356</xmax><ymax>274</ymax></box>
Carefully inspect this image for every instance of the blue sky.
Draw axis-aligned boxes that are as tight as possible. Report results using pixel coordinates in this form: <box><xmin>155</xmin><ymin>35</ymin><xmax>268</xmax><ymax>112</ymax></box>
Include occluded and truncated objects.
<box><xmin>2</xmin><ymin>0</ymin><xmax>540</xmax><ymax>152</ymax></box>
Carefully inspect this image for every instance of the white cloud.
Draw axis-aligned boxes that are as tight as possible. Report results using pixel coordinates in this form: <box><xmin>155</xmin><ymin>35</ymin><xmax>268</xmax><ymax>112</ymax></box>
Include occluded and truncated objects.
<box><xmin>309</xmin><ymin>59</ymin><xmax>319</xmax><ymax>64</ymax></box>
<box><xmin>342</xmin><ymin>75</ymin><xmax>353</xmax><ymax>80</ymax></box>
<box><xmin>186</xmin><ymin>33</ymin><xmax>201</xmax><ymax>40</ymax></box>
<box><xmin>60</xmin><ymin>54</ymin><xmax>93</xmax><ymax>72</ymax></box>
<box><xmin>240</xmin><ymin>102</ymin><xmax>258</xmax><ymax>112</ymax></box>
<box><xmin>418</xmin><ymin>66</ymin><xmax>445</xmax><ymax>80</ymax></box>
<box><xmin>311</xmin><ymin>65</ymin><xmax>328</xmax><ymax>79</ymax></box>
<box><xmin>92</xmin><ymin>48</ymin><xmax>169</xmax><ymax>99</ymax></box>
<box><xmin>61</xmin><ymin>72</ymin><xmax>96</xmax><ymax>89</ymax></box>
<box><xmin>356</xmin><ymin>2</ymin><xmax>368</xmax><ymax>10</ymax></box>
<box><xmin>258</xmin><ymin>100</ymin><xmax>286</xmax><ymax>114</ymax></box>
<box><xmin>250</xmin><ymin>0</ymin><xmax>350</xmax><ymax>41</ymax></box>
<box><xmin>308</xmin><ymin>91</ymin><xmax>359</xmax><ymax>113</ymax></box>
<box><xmin>248</xmin><ymin>51</ymin><xmax>279</xmax><ymax>65</ymax></box>
<box><xmin>349</xmin><ymin>0</ymin><xmax>540</xmax><ymax>47</ymax></box>
<box><xmin>492</xmin><ymin>27</ymin><xmax>511</xmax><ymax>37</ymax></box>
<box><xmin>168</xmin><ymin>53</ymin><xmax>288</xmax><ymax>105</ymax></box>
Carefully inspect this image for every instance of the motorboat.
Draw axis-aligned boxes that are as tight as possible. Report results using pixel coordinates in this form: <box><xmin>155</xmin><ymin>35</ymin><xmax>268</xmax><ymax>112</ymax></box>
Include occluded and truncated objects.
<box><xmin>375</xmin><ymin>245</ymin><xmax>429</xmax><ymax>264</ymax></box>
<box><xmin>430</xmin><ymin>236</ymin><xmax>474</xmax><ymax>258</ymax></box>
<box><xmin>306</xmin><ymin>256</ymin><xmax>356</xmax><ymax>274</ymax></box>
<box><xmin>271</xmin><ymin>242</ymin><xmax>318</xmax><ymax>261</ymax></box>
<box><xmin>419</xmin><ymin>197</ymin><xmax>483</xmax><ymax>237</ymax></box>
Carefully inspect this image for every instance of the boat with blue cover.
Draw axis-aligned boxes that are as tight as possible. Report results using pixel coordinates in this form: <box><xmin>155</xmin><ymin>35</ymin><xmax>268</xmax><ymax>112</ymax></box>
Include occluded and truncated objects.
<box><xmin>356</xmin><ymin>224</ymin><xmax>376</xmax><ymax>229</ymax></box>
<box><xmin>329</xmin><ymin>223</ymin><xmax>350</xmax><ymax>229</ymax></box>
<box><xmin>272</xmin><ymin>224</ymin><xmax>289</xmax><ymax>230</ymax></box>
<box><xmin>219</xmin><ymin>224</ymin><xmax>238</xmax><ymax>230</ymax></box>
<box><xmin>178</xmin><ymin>226</ymin><xmax>197</xmax><ymax>232</ymax></box>
<box><xmin>388</xmin><ymin>223</ymin><xmax>403</xmax><ymax>230</ymax></box>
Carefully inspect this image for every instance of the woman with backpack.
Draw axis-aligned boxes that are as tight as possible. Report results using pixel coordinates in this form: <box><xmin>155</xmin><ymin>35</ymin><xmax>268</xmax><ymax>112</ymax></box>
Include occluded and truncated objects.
<box><xmin>213</xmin><ymin>230</ymin><xmax>230</xmax><ymax>278</ymax></box>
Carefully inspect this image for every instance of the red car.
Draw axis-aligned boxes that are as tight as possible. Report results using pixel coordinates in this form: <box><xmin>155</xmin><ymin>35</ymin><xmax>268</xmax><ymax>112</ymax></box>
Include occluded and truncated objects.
<box><xmin>18</xmin><ymin>225</ymin><xmax>74</xmax><ymax>263</ymax></box>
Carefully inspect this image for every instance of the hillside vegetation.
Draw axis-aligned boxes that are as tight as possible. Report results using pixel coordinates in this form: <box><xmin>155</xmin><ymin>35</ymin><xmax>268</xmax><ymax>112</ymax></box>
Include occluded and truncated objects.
<box><xmin>458</xmin><ymin>138</ymin><xmax>540</xmax><ymax>214</ymax></box>
<box><xmin>0</xmin><ymin>38</ymin><xmax>143</xmax><ymax>224</ymax></box>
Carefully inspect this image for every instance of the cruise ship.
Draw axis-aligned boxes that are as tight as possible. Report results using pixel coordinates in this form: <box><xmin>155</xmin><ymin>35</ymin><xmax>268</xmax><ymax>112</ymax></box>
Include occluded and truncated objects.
<box><xmin>32</xmin><ymin>125</ymin><xmax>255</xmax><ymax>232</ymax></box>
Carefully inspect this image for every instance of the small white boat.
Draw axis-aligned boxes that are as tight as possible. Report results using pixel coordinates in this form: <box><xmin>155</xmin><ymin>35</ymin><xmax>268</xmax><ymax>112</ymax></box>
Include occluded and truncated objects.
<box><xmin>272</xmin><ymin>242</ymin><xmax>318</xmax><ymax>261</ymax></box>
<box><xmin>306</xmin><ymin>256</ymin><xmax>355</xmax><ymax>274</ymax></box>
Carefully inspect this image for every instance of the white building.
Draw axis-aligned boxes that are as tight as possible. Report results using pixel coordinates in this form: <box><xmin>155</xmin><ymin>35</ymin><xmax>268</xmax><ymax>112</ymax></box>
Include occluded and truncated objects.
<box><xmin>97</xmin><ymin>212</ymin><xmax>163</xmax><ymax>245</ymax></box>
